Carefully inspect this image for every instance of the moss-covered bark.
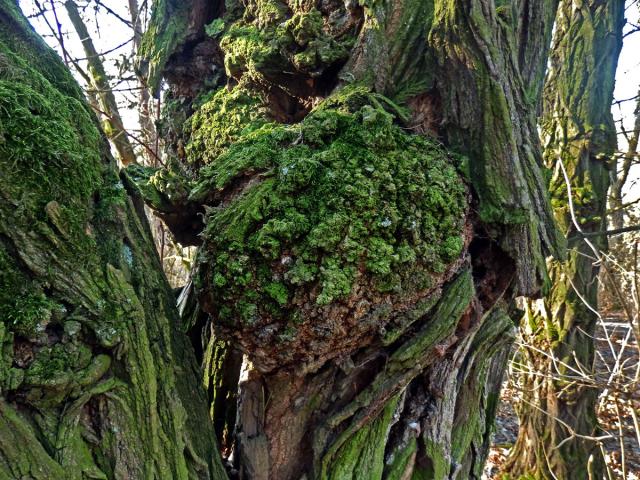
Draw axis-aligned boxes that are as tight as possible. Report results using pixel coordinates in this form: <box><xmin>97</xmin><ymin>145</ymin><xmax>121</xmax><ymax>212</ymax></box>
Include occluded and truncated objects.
<box><xmin>504</xmin><ymin>0</ymin><xmax>624</xmax><ymax>478</ymax></box>
<box><xmin>0</xmin><ymin>2</ymin><xmax>226</xmax><ymax>478</ymax></box>
<box><xmin>136</xmin><ymin>0</ymin><xmax>561</xmax><ymax>478</ymax></box>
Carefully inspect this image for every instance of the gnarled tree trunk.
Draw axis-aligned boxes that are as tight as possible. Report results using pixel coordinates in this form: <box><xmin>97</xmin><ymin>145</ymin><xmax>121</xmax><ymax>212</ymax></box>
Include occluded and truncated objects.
<box><xmin>132</xmin><ymin>0</ymin><xmax>564</xmax><ymax>478</ymax></box>
<box><xmin>0</xmin><ymin>2</ymin><xmax>225</xmax><ymax>478</ymax></box>
<box><xmin>504</xmin><ymin>0</ymin><xmax>624</xmax><ymax>478</ymax></box>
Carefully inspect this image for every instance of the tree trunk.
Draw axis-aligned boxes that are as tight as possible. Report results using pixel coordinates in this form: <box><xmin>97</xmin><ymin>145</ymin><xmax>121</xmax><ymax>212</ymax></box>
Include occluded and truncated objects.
<box><xmin>504</xmin><ymin>0</ymin><xmax>624</xmax><ymax>478</ymax></box>
<box><xmin>128</xmin><ymin>0</ymin><xmax>160</xmax><ymax>163</ymax></box>
<box><xmin>609</xmin><ymin>89</ymin><xmax>640</xmax><ymax>233</ymax></box>
<box><xmin>0</xmin><ymin>2</ymin><xmax>225</xmax><ymax>478</ymax></box>
<box><xmin>132</xmin><ymin>0</ymin><xmax>566</xmax><ymax>478</ymax></box>
<box><xmin>64</xmin><ymin>0</ymin><xmax>138</xmax><ymax>166</ymax></box>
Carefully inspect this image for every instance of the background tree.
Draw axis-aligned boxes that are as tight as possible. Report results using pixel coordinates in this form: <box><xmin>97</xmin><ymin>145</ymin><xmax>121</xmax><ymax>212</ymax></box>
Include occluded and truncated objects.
<box><xmin>64</xmin><ymin>0</ymin><xmax>137</xmax><ymax>166</ymax></box>
<box><xmin>504</xmin><ymin>0</ymin><xmax>625</xmax><ymax>478</ymax></box>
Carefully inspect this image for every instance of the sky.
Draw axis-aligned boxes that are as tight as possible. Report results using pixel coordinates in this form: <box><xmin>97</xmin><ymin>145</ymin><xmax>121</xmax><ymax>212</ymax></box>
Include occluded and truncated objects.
<box><xmin>18</xmin><ymin>0</ymin><xmax>640</xmax><ymax>207</ymax></box>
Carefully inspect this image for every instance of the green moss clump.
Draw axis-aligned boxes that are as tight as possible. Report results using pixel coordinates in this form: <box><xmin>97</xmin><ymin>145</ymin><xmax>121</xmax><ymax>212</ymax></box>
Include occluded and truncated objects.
<box><xmin>217</xmin><ymin>5</ymin><xmax>352</xmax><ymax>82</ymax></box>
<box><xmin>0</xmin><ymin>247</ymin><xmax>58</xmax><ymax>339</ymax></box>
<box><xmin>186</xmin><ymin>83</ymin><xmax>268</xmax><ymax>164</ymax></box>
<box><xmin>220</xmin><ymin>24</ymin><xmax>278</xmax><ymax>78</ymax></box>
<box><xmin>24</xmin><ymin>343</ymin><xmax>84</xmax><ymax>385</ymax></box>
<box><xmin>7</xmin><ymin>293</ymin><xmax>55</xmax><ymax>338</ymax></box>
<box><xmin>284</xmin><ymin>9</ymin><xmax>350</xmax><ymax>72</ymax></box>
<box><xmin>0</xmin><ymin>42</ymin><xmax>103</xmax><ymax>260</ymax></box>
<box><xmin>123</xmin><ymin>164</ymin><xmax>192</xmax><ymax>210</ymax></box>
<box><xmin>197</xmin><ymin>88</ymin><xmax>467</xmax><ymax>326</ymax></box>
<box><xmin>0</xmin><ymin>49</ymin><xmax>102</xmax><ymax>198</ymax></box>
<box><xmin>205</xmin><ymin>18</ymin><xmax>226</xmax><ymax>39</ymax></box>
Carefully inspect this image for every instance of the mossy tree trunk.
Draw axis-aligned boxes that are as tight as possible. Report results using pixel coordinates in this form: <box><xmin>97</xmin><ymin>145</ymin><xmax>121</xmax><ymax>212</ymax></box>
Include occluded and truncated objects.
<box><xmin>504</xmin><ymin>0</ymin><xmax>624</xmax><ymax>478</ymax></box>
<box><xmin>0</xmin><ymin>0</ymin><xmax>573</xmax><ymax>478</ymax></box>
<box><xmin>0</xmin><ymin>2</ymin><xmax>225</xmax><ymax>478</ymax></box>
<box><xmin>131</xmin><ymin>0</ymin><xmax>570</xmax><ymax>479</ymax></box>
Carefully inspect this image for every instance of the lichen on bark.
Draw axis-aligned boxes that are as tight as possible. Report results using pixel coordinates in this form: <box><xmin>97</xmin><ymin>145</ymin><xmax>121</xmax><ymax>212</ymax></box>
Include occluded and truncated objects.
<box><xmin>0</xmin><ymin>2</ymin><xmax>225</xmax><ymax>478</ymax></box>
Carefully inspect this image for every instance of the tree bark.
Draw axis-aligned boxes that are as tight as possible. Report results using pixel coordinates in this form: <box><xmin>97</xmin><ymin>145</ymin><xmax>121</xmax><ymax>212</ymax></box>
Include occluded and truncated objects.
<box><xmin>504</xmin><ymin>0</ymin><xmax>625</xmax><ymax>478</ymax></box>
<box><xmin>133</xmin><ymin>0</ymin><xmax>566</xmax><ymax>479</ymax></box>
<box><xmin>0</xmin><ymin>1</ymin><xmax>225</xmax><ymax>478</ymax></box>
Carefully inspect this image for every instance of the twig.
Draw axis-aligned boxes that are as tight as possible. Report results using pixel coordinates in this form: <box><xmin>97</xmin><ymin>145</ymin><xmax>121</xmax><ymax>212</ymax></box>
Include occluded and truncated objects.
<box><xmin>48</xmin><ymin>0</ymin><xmax>69</xmax><ymax>66</ymax></box>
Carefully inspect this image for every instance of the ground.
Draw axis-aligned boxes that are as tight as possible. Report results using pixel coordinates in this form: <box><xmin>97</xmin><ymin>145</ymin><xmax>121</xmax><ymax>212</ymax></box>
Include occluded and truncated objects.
<box><xmin>484</xmin><ymin>320</ymin><xmax>640</xmax><ymax>479</ymax></box>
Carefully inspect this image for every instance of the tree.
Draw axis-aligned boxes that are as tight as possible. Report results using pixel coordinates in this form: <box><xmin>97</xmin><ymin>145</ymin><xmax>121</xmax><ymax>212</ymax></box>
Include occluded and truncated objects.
<box><xmin>64</xmin><ymin>0</ymin><xmax>137</xmax><ymax>166</ymax></box>
<box><xmin>0</xmin><ymin>1</ymin><xmax>225</xmax><ymax>477</ymax></box>
<box><xmin>504</xmin><ymin>0</ymin><xmax>625</xmax><ymax>478</ymax></box>
<box><xmin>127</xmin><ymin>0</ymin><xmax>564</xmax><ymax>478</ymax></box>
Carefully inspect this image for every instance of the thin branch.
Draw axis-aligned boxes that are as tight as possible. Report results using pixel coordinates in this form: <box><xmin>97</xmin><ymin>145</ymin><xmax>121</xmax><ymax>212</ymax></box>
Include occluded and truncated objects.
<box><xmin>613</xmin><ymin>94</ymin><xmax>639</xmax><ymax>106</ymax></box>
<box><xmin>32</xmin><ymin>0</ymin><xmax>92</xmax><ymax>85</ymax></box>
<box><xmin>575</xmin><ymin>225</ymin><xmax>640</xmax><ymax>239</ymax></box>
<box><xmin>48</xmin><ymin>0</ymin><xmax>69</xmax><ymax>66</ymax></box>
<box><xmin>74</xmin><ymin>36</ymin><xmax>134</xmax><ymax>61</ymax></box>
<box><xmin>93</xmin><ymin>0</ymin><xmax>132</xmax><ymax>27</ymax></box>
<box><xmin>88</xmin><ymin>103</ymin><xmax>164</xmax><ymax>166</ymax></box>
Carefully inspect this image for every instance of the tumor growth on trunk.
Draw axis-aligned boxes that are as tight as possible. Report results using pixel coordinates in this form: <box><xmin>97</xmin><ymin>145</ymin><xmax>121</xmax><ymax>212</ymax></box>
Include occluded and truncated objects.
<box><xmin>128</xmin><ymin>0</ymin><xmax>562</xmax><ymax>477</ymax></box>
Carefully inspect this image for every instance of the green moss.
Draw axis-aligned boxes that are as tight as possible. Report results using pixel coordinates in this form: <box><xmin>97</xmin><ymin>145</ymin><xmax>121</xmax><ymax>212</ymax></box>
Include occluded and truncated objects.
<box><xmin>122</xmin><ymin>163</ymin><xmax>192</xmax><ymax>210</ymax></box>
<box><xmin>285</xmin><ymin>9</ymin><xmax>350</xmax><ymax>71</ymax></box>
<box><xmin>217</xmin><ymin>5</ymin><xmax>352</xmax><ymax>82</ymax></box>
<box><xmin>24</xmin><ymin>343</ymin><xmax>80</xmax><ymax>385</ymax></box>
<box><xmin>0</xmin><ymin>55</ymin><xmax>102</xmax><ymax>209</ymax></box>
<box><xmin>384</xmin><ymin>438</ymin><xmax>417</xmax><ymax>480</ymax></box>
<box><xmin>324</xmin><ymin>394</ymin><xmax>400</xmax><ymax>480</ymax></box>
<box><xmin>186</xmin><ymin>83</ymin><xmax>268</xmax><ymax>164</ymax></box>
<box><xmin>7</xmin><ymin>293</ymin><xmax>55</xmax><ymax>338</ymax></box>
<box><xmin>0</xmin><ymin>39</ymin><xmax>105</xmax><ymax>273</ymax></box>
<box><xmin>243</xmin><ymin>0</ymin><xmax>288</xmax><ymax>27</ymax></box>
<box><xmin>220</xmin><ymin>23</ymin><xmax>278</xmax><ymax>78</ymax></box>
<box><xmin>138</xmin><ymin>0</ymin><xmax>194</xmax><ymax>92</ymax></box>
<box><xmin>0</xmin><ymin>5</ymin><xmax>125</xmax><ymax>388</ymax></box>
<box><xmin>420</xmin><ymin>438</ymin><xmax>449</xmax><ymax>479</ymax></box>
<box><xmin>197</xmin><ymin>87</ymin><xmax>467</xmax><ymax>326</ymax></box>
<box><xmin>286</xmin><ymin>9</ymin><xmax>324</xmax><ymax>45</ymax></box>
<box><xmin>205</xmin><ymin>18</ymin><xmax>226</xmax><ymax>38</ymax></box>
<box><xmin>264</xmin><ymin>282</ymin><xmax>289</xmax><ymax>305</ymax></box>
<box><xmin>0</xmin><ymin>243</ymin><xmax>63</xmax><ymax>340</ymax></box>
